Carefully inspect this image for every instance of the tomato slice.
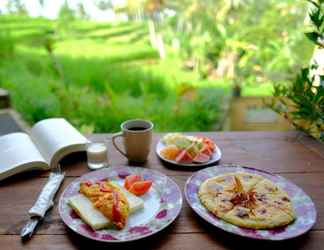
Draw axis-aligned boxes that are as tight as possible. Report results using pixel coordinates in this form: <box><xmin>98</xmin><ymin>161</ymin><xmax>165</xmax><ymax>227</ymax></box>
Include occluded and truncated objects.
<box><xmin>82</xmin><ymin>180</ymin><xmax>92</xmax><ymax>187</ymax></box>
<box><xmin>100</xmin><ymin>186</ymin><xmax>112</xmax><ymax>193</ymax></box>
<box><xmin>124</xmin><ymin>174</ymin><xmax>142</xmax><ymax>190</ymax></box>
<box><xmin>112</xmin><ymin>190</ymin><xmax>122</xmax><ymax>227</ymax></box>
<box><xmin>128</xmin><ymin>180</ymin><xmax>152</xmax><ymax>196</ymax></box>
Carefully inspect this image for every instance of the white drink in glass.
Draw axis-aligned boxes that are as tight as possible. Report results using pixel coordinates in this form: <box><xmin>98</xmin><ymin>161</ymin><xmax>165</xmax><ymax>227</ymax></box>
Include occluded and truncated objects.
<box><xmin>86</xmin><ymin>143</ymin><xmax>108</xmax><ymax>170</ymax></box>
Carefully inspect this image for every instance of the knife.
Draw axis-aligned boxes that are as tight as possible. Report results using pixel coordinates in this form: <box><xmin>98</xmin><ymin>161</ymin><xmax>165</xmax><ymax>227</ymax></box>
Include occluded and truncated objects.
<box><xmin>21</xmin><ymin>169</ymin><xmax>65</xmax><ymax>241</ymax></box>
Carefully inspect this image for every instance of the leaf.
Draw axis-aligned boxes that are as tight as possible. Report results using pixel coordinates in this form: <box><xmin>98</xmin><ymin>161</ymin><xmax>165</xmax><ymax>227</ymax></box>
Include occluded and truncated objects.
<box><xmin>320</xmin><ymin>15</ymin><xmax>324</xmax><ymax>26</ymax></box>
<box><xmin>305</xmin><ymin>31</ymin><xmax>320</xmax><ymax>43</ymax></box>
<box><xmin>307</xmin><ymin>0</ymin><xmax>320</xmax><ymax>8</ymax></box>
<box><xmin>318</xmin><ymin>35</ymin><xmax>324</xmax><ymax>47</ymax></box>
<box><xmin>310</xmin><ymin>63</ymin><xmax>319</xmax><ymax>70</ymax></box>
<box><xmin>309</xmin><ymin>8</ymin><xmax>323</xmax><ymax>28</ymax></box>
<box><xmin>320</xmin><ymin>75</ymin><xmax>324</xmax><ymax>87</ymax></box>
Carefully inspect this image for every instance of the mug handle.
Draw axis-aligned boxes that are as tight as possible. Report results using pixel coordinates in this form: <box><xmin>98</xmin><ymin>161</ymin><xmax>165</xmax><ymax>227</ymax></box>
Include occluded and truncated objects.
<box><xmin>112</xmin><ymin>132</ymin><xmax>127</xmax><ymax>157</ymax></box>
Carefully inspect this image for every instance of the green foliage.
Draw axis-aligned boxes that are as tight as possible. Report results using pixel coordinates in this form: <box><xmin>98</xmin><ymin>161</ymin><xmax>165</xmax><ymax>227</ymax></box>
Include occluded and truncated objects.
<box><xmin>163</xmin><ymin>0</ymin><xmax>312</xmax><ymax>88</ymax></box>
<box><xmin>1</xmin><ymin>0</ymin><xmax>313</xmax><ymax>132</ymax></box>
<box><xmin>0</xmin><ymin>60</ymin><xmax>61</xmax><ymax>122</ymax></box>
<box><xmin>0</xmin><ymin>30</ymin><xmax>15</xmax><ymax>57</ymax></box>
<box><xmin>305</xmin><ymin>0</ymin><xmax>324</xmax><ymax>47</ymax></box>
<box><xmin>5</xmin><ymin>0</ymin><xmax>27</xmax><ymax>15</ymax></box>
<box><xmin>271</xmin><ymin>0</ymin><xmax>324</xmax><ymax>141</ymax></box>
<box><xmin>58</xmin><ymin>1</ymin><xmax>75</xmax><ymax>21</ymax></box>
<box><xmin>0</xmin><ymin>15</ymin><xmax>224</xmax><ymax>132</ymax></box>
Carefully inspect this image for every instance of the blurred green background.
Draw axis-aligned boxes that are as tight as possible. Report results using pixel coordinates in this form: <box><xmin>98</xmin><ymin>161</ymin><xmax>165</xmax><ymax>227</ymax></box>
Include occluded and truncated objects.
<box><xmin>0</xmin><ymin>0</ymin><xmax>314</xmax><ymax>132</ymax></box>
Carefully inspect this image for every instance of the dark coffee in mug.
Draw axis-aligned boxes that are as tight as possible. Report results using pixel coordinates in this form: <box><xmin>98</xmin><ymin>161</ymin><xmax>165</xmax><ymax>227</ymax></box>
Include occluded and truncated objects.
<box><xmin>128</xmin><ymin>127</ymin><xmax>147</xmax><ymax>131</ymax></box>
<box><xmin>112</xmin><ymin>119</ymin><xmax>154</xmax><ymax>163</ymax></box>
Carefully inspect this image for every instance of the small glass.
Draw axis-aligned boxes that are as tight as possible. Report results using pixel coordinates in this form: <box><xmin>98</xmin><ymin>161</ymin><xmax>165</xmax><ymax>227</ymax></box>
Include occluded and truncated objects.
<box><xmin>86</xmin><ymin>142</ymin><xmax>108</xmax><ymax>170</ymax></box>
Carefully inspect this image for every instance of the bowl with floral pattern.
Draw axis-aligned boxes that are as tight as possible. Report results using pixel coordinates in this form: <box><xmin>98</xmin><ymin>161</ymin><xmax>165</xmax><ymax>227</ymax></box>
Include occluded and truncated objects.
<box><xmin>184</xmin><ymin>165</ymin><xmax>316</xmax><ymax>241</ymax></box>
<box><xmin>59</xmin><ymin>166</ymin><xmax>183</xmax><ymax>242</ymax></box>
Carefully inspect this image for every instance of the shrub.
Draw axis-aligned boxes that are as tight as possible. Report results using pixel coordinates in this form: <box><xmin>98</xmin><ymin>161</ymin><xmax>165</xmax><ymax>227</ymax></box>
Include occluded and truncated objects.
<box><xmin>270</xmin><ymin>0</ymin><xmax>324</xmax><ymax>141</ymax></box>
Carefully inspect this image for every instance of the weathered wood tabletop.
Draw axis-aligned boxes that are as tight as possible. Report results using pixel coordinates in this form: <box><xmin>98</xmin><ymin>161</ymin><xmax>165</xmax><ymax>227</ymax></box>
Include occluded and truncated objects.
<box><xmin>1</xmin><ymin>131</ymin><xmax>323</xmax><ymax>250</ymax></box>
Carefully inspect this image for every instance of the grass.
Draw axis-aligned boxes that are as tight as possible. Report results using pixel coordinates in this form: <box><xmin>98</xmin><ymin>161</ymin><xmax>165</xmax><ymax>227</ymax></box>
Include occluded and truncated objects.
<box><xmin>0</xmin><ymin>15</ymin><xmax>228</xmax><ymax>132</ymax></box>
<box><xmin>0</xmin><ymin>13</ymin><xmax>289</xmax><ymax>133</ymax></box>
<box><xmin>0</xmin><ymin>50</ymin><xmax>224</xmax><ymax>132</ymax></box>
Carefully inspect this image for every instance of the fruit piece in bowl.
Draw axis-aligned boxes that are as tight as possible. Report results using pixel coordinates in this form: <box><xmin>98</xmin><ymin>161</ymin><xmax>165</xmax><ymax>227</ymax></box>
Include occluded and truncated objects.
<box><xmin>201</xmin><ymin>137</ymin><xmax>216</xmax><ymax>151</ymax></box>
<box><xmin>200</xmin><ymin>144</ymin><xmax>213</xmax><ymax>157</ymax></box>
<box><xmin>162</xmin><ymin>133</ymin><xmax>192</xmax><ymax>149</ymax></box>
<box><xmin>193</xmin><ymin>152</ymin><xmax>210</xmax><ymax>163</ymax></box>
<box><xmin>175</xmin><ymin>149</ymin><xmax>194</xmax><ymax>163</ymax></box>
<box><xmin>160</xmin><ymin>133</ymin><xmax>217</xmax><ymax>164</ymax></box>
<box><xmin>160</xmin><ymin>145</ymin><xmax>181</xmax><ymax>161</ymax></box>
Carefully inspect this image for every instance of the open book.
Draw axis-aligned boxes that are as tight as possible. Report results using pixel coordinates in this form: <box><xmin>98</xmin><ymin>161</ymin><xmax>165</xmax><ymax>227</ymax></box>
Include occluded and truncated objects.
<box><xmin>0</xmin><ymin>118</ymin><xmax>89</xmax><ymax>181</ymax></box>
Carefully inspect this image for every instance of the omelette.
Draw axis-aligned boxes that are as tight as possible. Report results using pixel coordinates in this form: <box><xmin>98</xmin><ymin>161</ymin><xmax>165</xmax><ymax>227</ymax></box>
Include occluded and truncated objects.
<box><xmin>198</xmin><ymin>172</ymin><xmax>295</xmax><ymax>229</ymax></box>
<box><xmin>79</xmin><ymin>180</ymin><xmax>130</xmax><ymax>229</ymax></box>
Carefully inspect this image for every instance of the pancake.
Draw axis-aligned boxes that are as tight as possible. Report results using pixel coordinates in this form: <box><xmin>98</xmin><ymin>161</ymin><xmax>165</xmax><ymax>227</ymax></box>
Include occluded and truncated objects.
<box><xmin>198</xmin><ymin>172</ymin><xmax>295</xmax><ymax>229</ymax></box>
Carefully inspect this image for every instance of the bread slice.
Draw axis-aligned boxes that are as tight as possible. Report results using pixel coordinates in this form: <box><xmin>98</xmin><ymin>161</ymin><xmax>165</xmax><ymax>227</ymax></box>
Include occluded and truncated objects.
<box><xmin>68</xmin><ymin>183</ymin><xmax>144</xmax><ymax>230</ymax></box>
<box><xmin>69</xmin><ymin>194</ymin><xmax>110</xmax><ymax>229</ymax></box>
<box><xmin>118</xmin><ymin>184</ymin><xmax>144</xmax><ymax>213</ymax></box>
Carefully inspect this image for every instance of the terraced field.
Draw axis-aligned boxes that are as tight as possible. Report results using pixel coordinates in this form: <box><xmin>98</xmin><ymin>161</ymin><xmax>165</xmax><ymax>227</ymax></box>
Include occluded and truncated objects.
<box><xmin>0</xmin><ymin>15</ymin><xmax>227</xmax><ymax>132</ymax></box>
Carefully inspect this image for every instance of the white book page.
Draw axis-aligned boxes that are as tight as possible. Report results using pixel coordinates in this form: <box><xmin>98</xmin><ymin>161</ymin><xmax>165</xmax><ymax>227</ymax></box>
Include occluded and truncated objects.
<box><xmin>0</xmin><ymin>133</ymin><xmax>48</xmax><ymax>181</ymax></box>
<box><xmin>30</xmin><ymin>118</ymin><xmax>89</xmax><ymax>168</ymax></box>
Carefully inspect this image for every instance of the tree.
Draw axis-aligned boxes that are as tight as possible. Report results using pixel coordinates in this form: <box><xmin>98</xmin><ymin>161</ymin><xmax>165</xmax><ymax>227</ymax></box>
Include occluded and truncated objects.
<box><xmin>94</xmin><ymin>0</ymin><xmax>113</xmax><ymax>11</ymax></box>
<box><xmin>58</xmin><ymin>0</ymin><xmax>75</xmax><ymax>21</ymax></box>
<box><xmin>76</xmin><ymin>3</ymin><xmax>89</xmax><ymax>19</ymax></box>
<box><xmin>114</xmin><ymin>0</ymin><xmax>145</xmax><ymax>20</ymax></box>
<box><xmin>160</xmin><ymin>0</ymin><xmax>244</xmax><ymax>75</ymax></box>
<box><xmin>6</xmin><ymin>0</ymin><xmax>27</xmax><ymax>15</ymax></box>
<box><xmin>161</xmin><ymin>0</ymin><xmax>309</xmax><ymax>83</ymax></box>
<box><xmin>144</xmin><ymin>0</ymin><xmax>167</xmax><ymax>59</ymax></box>
<box><xmin>114</xmin><ymin>0</ymin><xmax>167</xmax><ymax>58</ymax></box>
<box><xmin>38</xmin><ymin>0</ymin><xmax>45</xmax><ymax>7</ymax></box>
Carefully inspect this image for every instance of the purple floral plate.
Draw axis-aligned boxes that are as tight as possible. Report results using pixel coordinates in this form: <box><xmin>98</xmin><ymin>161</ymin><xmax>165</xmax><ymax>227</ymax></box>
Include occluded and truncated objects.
<box><xmin>184</xmin><ymin>165</ymin><xmax>317</xmax><ymax>241</ymax></box>
<box><xmin>59</xmin><ymin>166</ymin><xmax>183</xmax><ymax>242</ymax></box>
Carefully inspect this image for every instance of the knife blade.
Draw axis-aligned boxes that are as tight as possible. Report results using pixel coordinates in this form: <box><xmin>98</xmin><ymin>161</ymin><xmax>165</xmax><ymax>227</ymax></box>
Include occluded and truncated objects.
<box><xmin>20</xmin><ymin>217</ymin><xmax>41</xmax><ymax>241</ymax></box>
<box><xmin>20</xmin><ymin>170</ymin><xmax>65</xmax><ymax>241</ymax></box>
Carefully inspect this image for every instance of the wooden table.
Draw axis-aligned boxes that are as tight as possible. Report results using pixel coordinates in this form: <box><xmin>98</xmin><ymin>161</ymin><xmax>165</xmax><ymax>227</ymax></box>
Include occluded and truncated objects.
<box><xmin>1</xmin><ymin>131</ymin><xmax>323</xmax><ymax>250</ymax></box>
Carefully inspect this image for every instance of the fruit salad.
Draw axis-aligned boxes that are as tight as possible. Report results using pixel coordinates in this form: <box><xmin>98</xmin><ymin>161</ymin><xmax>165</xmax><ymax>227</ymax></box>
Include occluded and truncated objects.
<box><xmin>160</xmin><ymin>133</ymin><xmax>216</xmax><ymax>164</ymax></box>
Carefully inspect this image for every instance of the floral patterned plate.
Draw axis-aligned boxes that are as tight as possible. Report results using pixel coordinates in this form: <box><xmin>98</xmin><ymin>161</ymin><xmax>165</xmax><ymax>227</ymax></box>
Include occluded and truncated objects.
<box><xmin>59</xmin><ymin>166</ymin><xmax>183</xmax><ymax>242</ymax></box>
<box><xmin>156</xmin><ymin>139</ymin><xmax>222</xmax><ymax>167</ymax></box>
<box><xmin>184</xmin><ymin>165</ymin><xmax>317</xmax><ymax>241</ymax></box>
